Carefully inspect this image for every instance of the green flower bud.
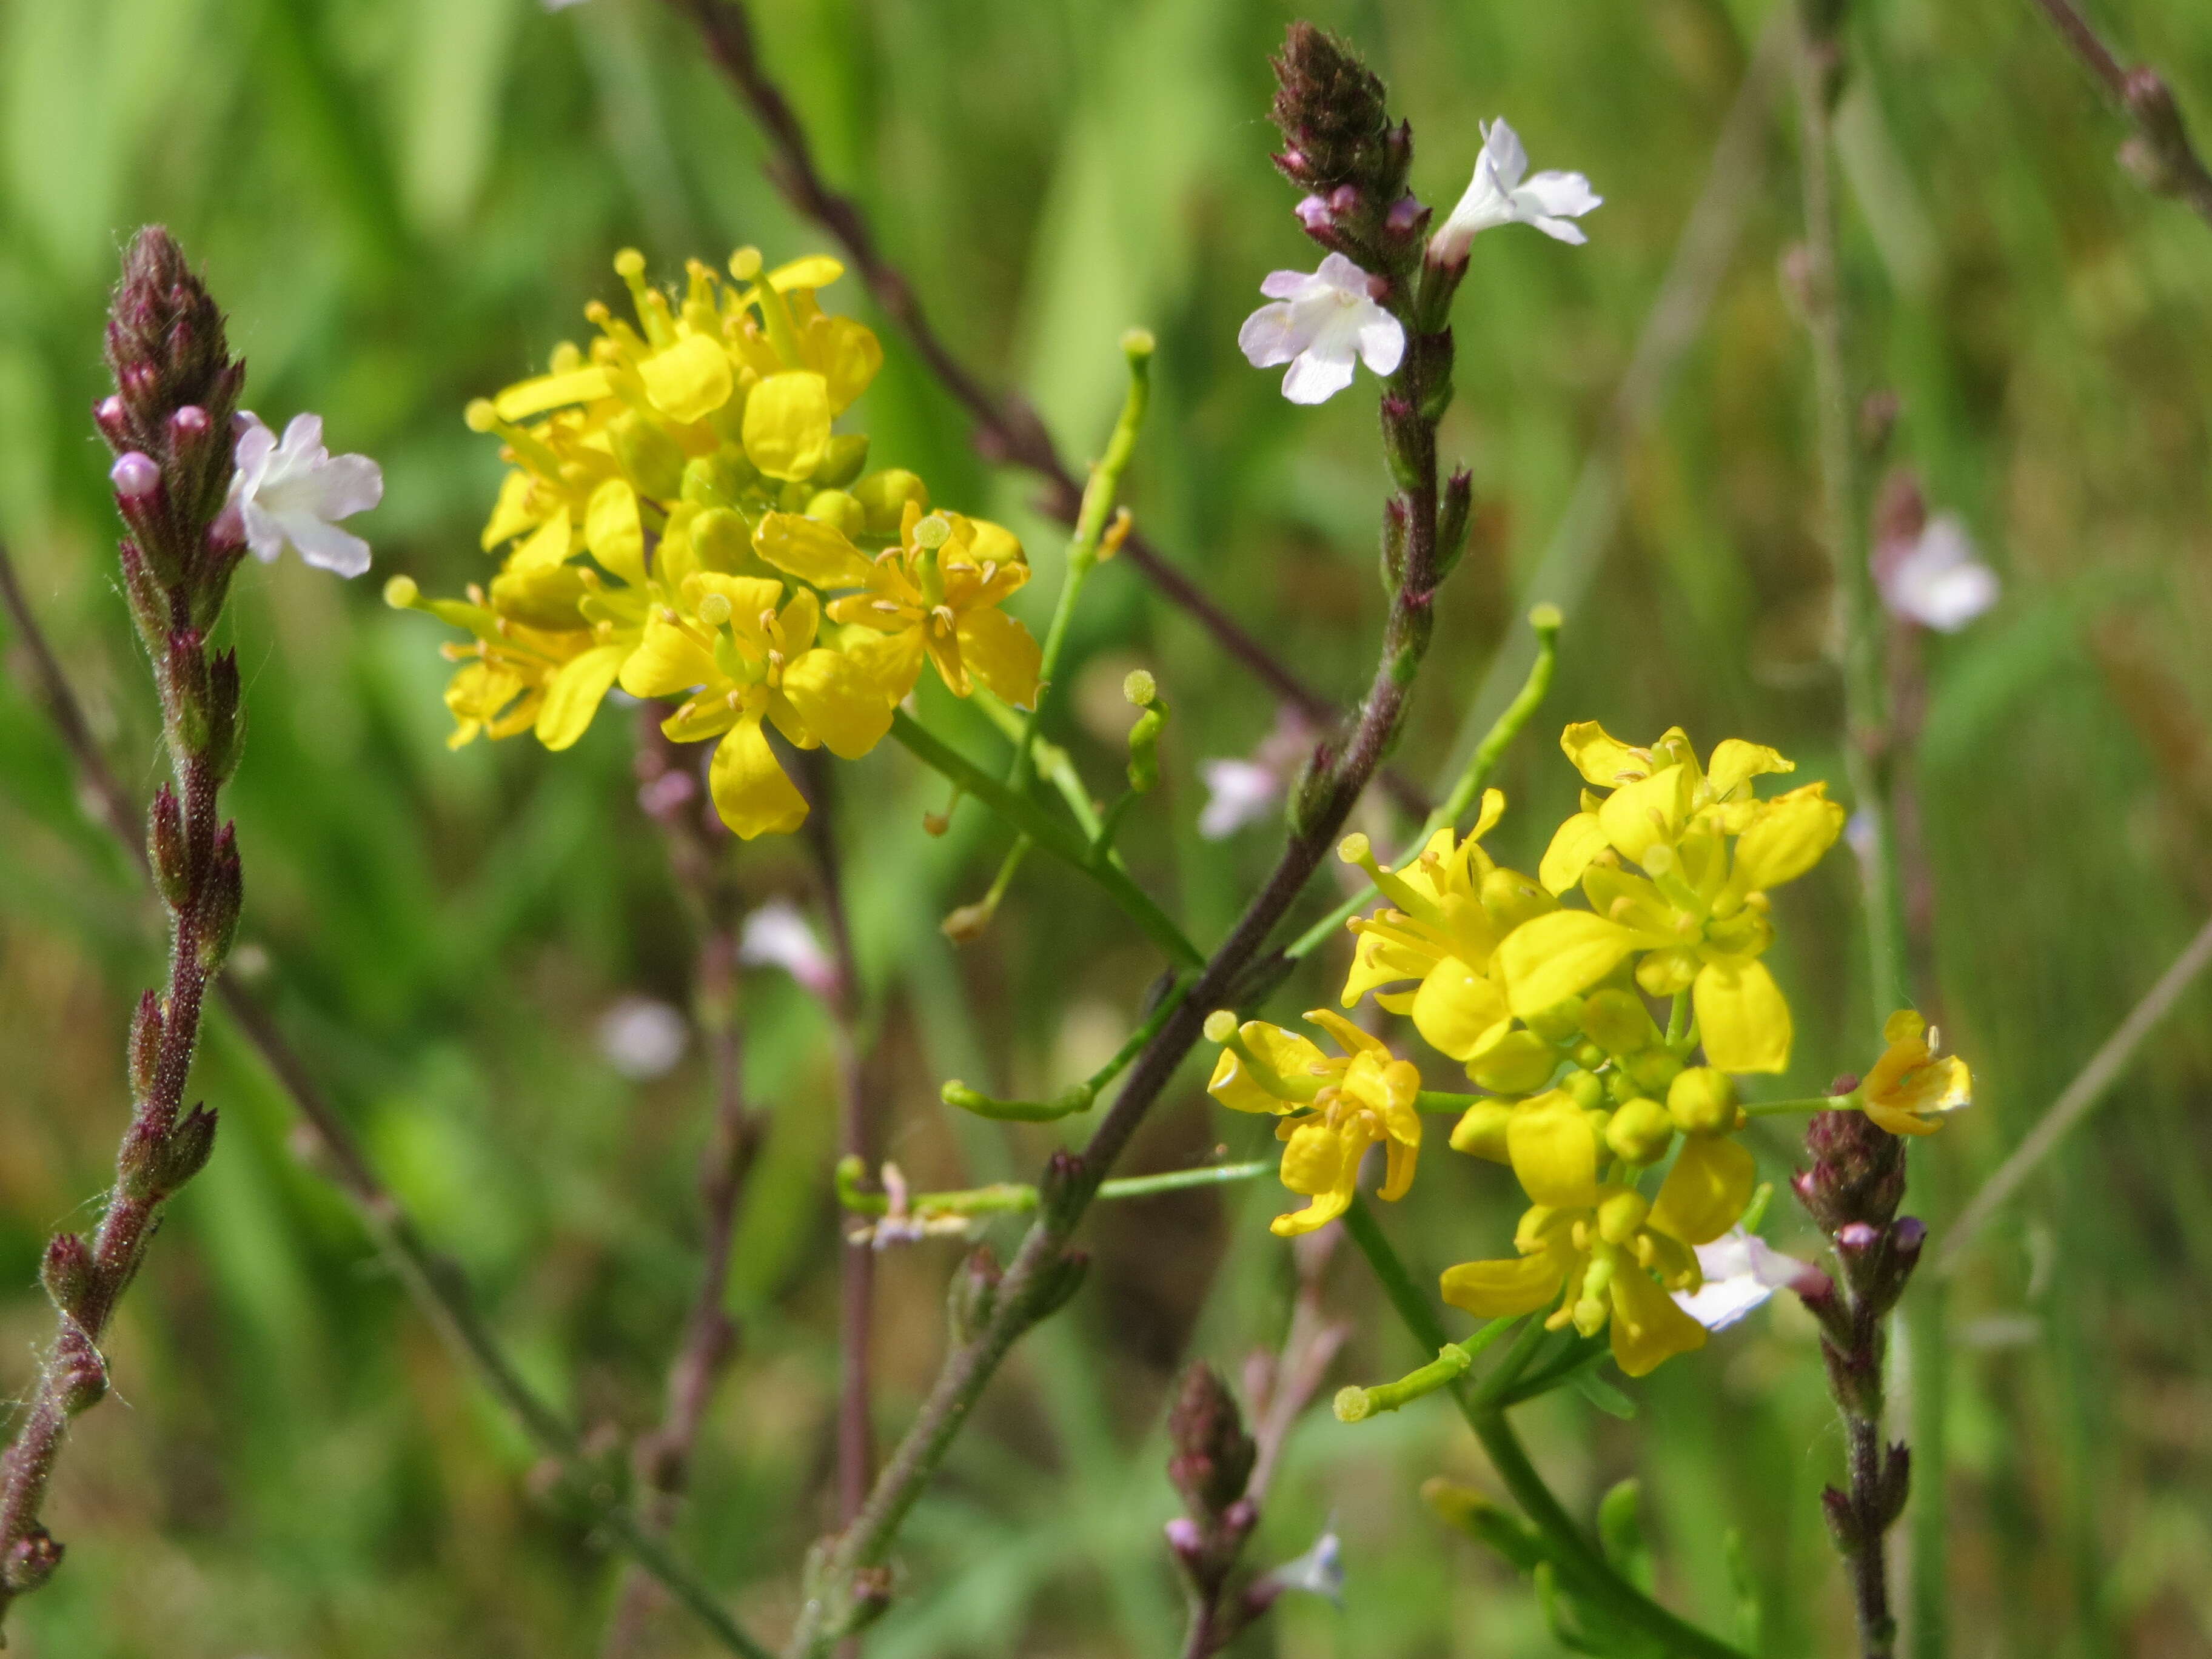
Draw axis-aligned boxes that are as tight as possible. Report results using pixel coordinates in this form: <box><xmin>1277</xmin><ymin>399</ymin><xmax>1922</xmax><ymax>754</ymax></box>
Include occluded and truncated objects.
<box><xmin>681</xmin><ymin>446</ymin><xmax>759</xmax><ymax>510</ymax></box>
<box><xmin>1581</xmin><ymin>988</ymin><xmax>1655</xmax><ymax>1057</ymax></box>
<box><xmin>1667</xmin><ymin>1067</ymin><xmax>1738</xmax><ymax>1135</ymax></box>
<box><xmin>689</xmin><ymin>506</ymin><xmax>765</xmax><ymax>576</ymax></box>
<box><xmin>1624</xmin><ymin>1046</ymin><xmax>1685</xmax><ymax>1094</ymax></box>
<box><xmin>805</xmin><ymin>489</ymin><xmax>866</xmax><ymax>537</ymax></box>
<box><xmin>1573</xmin><ymin>1040</ymin><xmax>1607</xmax><ymax>1071</ymax></box>
<box><xmin>1526</xmin><ymin>996</ymin><xmax>1586</xmax><ymax>1044</ymax></box>
<box><xmin>609</xmin><ymin>409</ymin><xmax>686</xmax><ymax>501</ymax></box>
<box><xmin>855</xmin><ymin>469</ymin><xmax>929</xmax><ymax>535</ymax></box>
<box><xmin>1606</xmin><ymin>1067</ymin><xmax>1643</xmax><ymax>1105</ymax></box>
<box><xmin>1467</xmin><ymin>1031</ymin><xmax>1557</xmax><ymax>1095</ymax></box>
<box><xmin>816</xmin><ymin>431</ymin><xmax>871</xmax><ymax>488</ymax></box>
<box><xmin>1449</xmin><ymin>1100</ymin><xmax>1512</xmax><ymax>1162</ymax></box>
<box><xmin>488</xmin><ymin>563</ymin><xmax>592</xmax><ymax>631</ymax></box>
<box><xmin>1605</xmin><ymin>1097</ymin><xmax>1675</xmax><ymax>1165</ymax></box>
<box><xmin>1561</xmin><ymin>1068</ymin><xmax>1605</xmax><ymax>1111</ymax></box>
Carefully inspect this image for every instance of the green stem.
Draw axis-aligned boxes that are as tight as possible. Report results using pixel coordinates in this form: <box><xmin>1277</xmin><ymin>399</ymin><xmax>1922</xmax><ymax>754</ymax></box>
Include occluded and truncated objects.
<box><xmin>1744</xmin><ymin>1091</ymin><xmax>1860</xmax><ymax>1118</ymax></box>
<box><xmin>836</xmin><ymin>1157</ymin><xmax>1273</xmax><ymax>1218</ymax></box>
<box><xmin>1011</xmin><ymin>332</ymin><xmax>1153</xmax><ymax>793</ymax></box>
<box><xmin>891</xmin><ymin>711</ymin><xmax>1202</xmax><ymax>969</ymax></box>
<box><xmin>943</xmin><ymin>976</ymin><xmax>1196</xmax><ymax>1122</ymax></box>
<box><xmin>1284</xmin><ymin>604</ymin><xmax>1559</xmax><ymax>964</ymax></box>
<box><xmin>1338</xmin><ymin>1199</ymin><xmax>1748</xmax><ymax>1659</ymax></box>
<box><xmin>1336</xmin><ymin>1317</ymin><xmax>1517</xmax><ymax>1420</ymax></box>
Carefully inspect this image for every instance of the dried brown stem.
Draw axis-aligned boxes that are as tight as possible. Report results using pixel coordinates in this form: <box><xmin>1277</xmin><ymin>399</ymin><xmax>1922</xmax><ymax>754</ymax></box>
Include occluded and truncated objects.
<box><xmin>660</xmin><ymin>0</ymin><xmax>1431</xmax><ymax>820</ymax></box>
<box><xmin>2028</xmin><ymin>0</ymin><xmax>2212</xmax><ymax>226</ymax></box>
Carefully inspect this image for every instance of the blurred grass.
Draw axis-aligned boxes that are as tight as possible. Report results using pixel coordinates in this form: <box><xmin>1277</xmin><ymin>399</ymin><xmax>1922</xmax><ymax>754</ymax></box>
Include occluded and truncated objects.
<box><xmin>1</xmin><ymin>0</ymin><xmax>2211</xmax><ymax>1654</ymax></box>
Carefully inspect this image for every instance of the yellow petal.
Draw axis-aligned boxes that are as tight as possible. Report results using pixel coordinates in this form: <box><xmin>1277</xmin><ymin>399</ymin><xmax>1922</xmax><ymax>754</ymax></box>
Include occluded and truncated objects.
<box><xmin>1467</xmin><ymin>1030</ymin><xmax>1560</xmax><ymax>1095</ymax></box>
<box><xmin>767</xmin><ymin>254</ymin><xmax>845</xmax><ymax>292</ymax></box>
<box><xmin>585</xmin><ymin>478</ymin><xmax>648</xmax><ymax>586</ymax></box>
<box><xmin>843</xmin><ymin>628</ymin><xmax>927</xmax><ymax>706</ymax></box>
<box><xmin>494</xmin><ymin>366</ymin><xmax>612</xmax><ymax>423</ymax></box>
<box><xmin>1704</xmin><ymin>738</ymin><xmax>1794</xmax><ymax>797</ymax></box>
<box><xmin>742</xmin><ymin>370</ymin><xmax>832</xmax><ymax>482</ymax></box>
<box><xmin>777</xmin><ymin>647</ymin><xmax>895</xmax><ymax>760</ymax></box>
<box><xmin>754</xmin><ymin>511</ymin><xmax>876</xmax><ymax>589</ymax></box>
<box><xmin>1560</xmin><ymin>721</ymin><xmax>1651</xmax><ymax>788</ymax></box>
<box><xmin>618</xmin><ymin>614</ymin><xmax>720</xmax><ymax>699</ymax></box>
<box><xmin>638</xmin><ymin>333</ymin><xmax>735</xmax><ymax>424</ymax></box>
<box><xmin>1539</xmin><ymin>811</ymin><xmax>1612</xmax><ymax>896</ymax></box>
<box><xmin>1469</xmin><ymin>787</ymin><xmax>1506</xmax><ymax>842</ymax></box>
<box><xmin>811</xmin><ymin>315</ymin><xmax>884</xmax><ymax>412</ymax></box>
<box><xmin>1863</xmin><ymin>1102</ymin><xmax>1942</xmax><ymax>1136</ymax></box>
<box><xmin>1302</xmin><ymin>1007</ymin><xmax>1386</xmax><ymax>1057</ymax></box>
<box><xmin>707</xmin><ymin>712</ymin><xmax>809</xmax><ymax>839</ymax></box>
<box><xmin>1692</xmin><ymin>957</ymin><xmax>1792</xmax><ymax>1074</ymax></box>
<box><xmin>1207</xmin><ymin>1048</ymin><xmax>1296</xmax><ymax>1116</ymax></box>
<box><xmin>509</xmin><ymin>506</ymin><xmax>573</xmax><ymax>572</ymax></box>
<box><xmin>1883</xmin><ymin>1008</ymin><xmax>1926</xmax><ymax>1047</ymax></box>
<box><xmin>1597</xmin><ymin>764</ymin><xmax>1692</xmax><ymax>867</ymax></box>
<box><xmin>1649</xmin><ymin>1134</ymin><xmax>1755</xmax><ymax>1245</ymax></box>
<box><xmin>481</xmin><ymin>471</ymin><xmax>540</xmax><ymax>550</ymax></box>
<box><xmin>1507</xmin><ymin>1094</ymin><xmax>1600</xmax><ymax>1210</ymax></box>
<box><xmin>1498</xmin><ymin>911</ymin><xmax>1643</xmax><ymax>1018</ymax></box>
<box><xmin>534</xmin><ymin>643</ymin><xmax>629</xmax><ymax>751</ymax></box>
<box><xmin>1606</xmin><ymin>1262</ymin><xmax>1708</xmax><ymax>1376</ymax></box>
<box><xmin>1410</xmin><ymin>956</ymin><xmax>1510</xmax><ymax>1062</ymax></box>
<box><xmin>1441</xmin><ymin>1252</ymin><xmax>1567</xmax><ymax>1319</ymax></box>
<box><xmin>1730</xmin><ymin>783</ymin><xmax>1845</xmax><ymax>893</ymax></box>
<box><xmin>954</xmin><ymin>605</ymin><xmax>1042</xmax><ymax>709</ymax></box>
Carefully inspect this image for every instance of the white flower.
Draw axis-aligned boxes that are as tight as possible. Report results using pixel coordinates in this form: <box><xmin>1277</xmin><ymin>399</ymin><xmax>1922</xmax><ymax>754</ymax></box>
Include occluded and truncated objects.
<box><xmin>1254</xmin><ymin>1523</ymin><xmax>1344</xmax><ymax>1609</ymax></box>
<box><xmin>596</xmin><ymin>996</ymin><xmax>689</xmax><ymax>1081</ymax></box>
<box><xmin>1878</xmin><ymin>512</ymin><xmax>1999</xmax><ymax>632</ymax></box>
<box><xmin>1428</xmin><ymin>117</ymin><xmax>1601</xmax><ymax>263</ymax></box>
<box><xmin>225</xmin><ymin>412</ymin><xmax>383</xmax><ymax>577</ymax></box>
<box><xmin>1198</xmin><ymin>759</ymin><xmax>1284</xmax><ymax>840</ymax></box>
<box><xmin>1237</xmin><ymin>253</ymin><xmax>1406</xmax><ymax>405</ymax></box>
<box><xmin>739</xmin><ymin>898</ymin><xmax>838</xmax><ymax>999</ymax></box>
<box><xmin>1672</xmin><ymin>1227</ymin><xmax>1813</xmax><ymax>1332</ymax></box>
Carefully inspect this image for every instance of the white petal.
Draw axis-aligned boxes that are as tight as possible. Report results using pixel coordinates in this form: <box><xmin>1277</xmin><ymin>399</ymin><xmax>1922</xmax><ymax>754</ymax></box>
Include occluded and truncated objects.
<box><xmin>229</xmin><ymin>413</ymin><xmax>276</xmax><ymax>496</ymax></box>
<box><xmin>1238</xmin><ymin>301</ymin><xmax>1309</xmax><ymax>368</ymax></box>
<box><xmin>1673</xmin><ymin>1274</ymin><xmax>1776</xmax><ymax>1332</ymax></box>
<box><xmin>1198</xmin><ymin>759</ymin><xmax>1282</xmax><ymax>839</ymax></box>
<box><xmin>273</xmin><ymin>412</ymin><xmax>327</xmax><ymax>471</ymax></box>
<box><xmin>1519</xmin><ymin>169</ymin><xmax>1602</xmax><ymax>221</ymax></box>
<box><xmin>1481</xmin><ymin>119</ymin><xmax>1529</xmax><ymax>192</ymax></box>
<box><xmin>1894</xmin><ymin>561</ymin><xmax>1999</xmax><ymax>631</ymax></box>
<box><xmin>1259</xmin><ymin>267</ymin><xmax>1322</xmax><ymax>300</ymax></box>
<box><xmin>275</xmin><ymin>511</ymin><xmax>372</xmax><ymax>577</ymax></box>
<box><xmin>1356</xmin><ymin>312</ymin><xmax>1406</xmax><ymax>376</ymax></box>
<box><xmin>1312</xmin><ymin>252</ymin><xmax>1372</xmax><ymax>295</ymax></box>
<box><xmin>597</xmin><ymin>996</ymin><xmax>688</xmax><ymax>1079</ymax></box>
<box><xmin>1282</xmin><ymin>350</ymin><xmax>1356</xmax><ymax>404</ymax></box>
<box><xmin>304</xmin><ymin>451</ymin><xmax>384</xmax><ymax>520</ymax></box>
<box><xmin>238</xmin><ymin>499</ymin><xmax>288</xmax><ymax>565</ymax></box>
<box><xmin>740</xmin><ymin>899</ymin><xmax>837</xmax><ymax>996</ymax></box>
<box><xmin>1529</xmin><ymin>216</ymin><xmax>1590</xmax><ymax>246</ymax></box>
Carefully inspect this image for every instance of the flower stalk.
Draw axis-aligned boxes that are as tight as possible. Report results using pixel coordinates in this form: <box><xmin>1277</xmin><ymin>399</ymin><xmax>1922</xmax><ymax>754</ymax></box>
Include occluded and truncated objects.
<box><xmin>0</xmin><ymin>230</ymin><xmax>251</xmax><ymax>1629</ymax></box>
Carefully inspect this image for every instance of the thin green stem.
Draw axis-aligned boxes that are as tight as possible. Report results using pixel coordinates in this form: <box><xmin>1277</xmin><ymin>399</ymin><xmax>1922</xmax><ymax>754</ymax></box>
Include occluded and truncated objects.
<box><xmin>945</xmin><ymin>977</ymin><xmax>1194</xmax><ymax>1121</ymax></box>
<box><xmin>1012</xmin><ymin>331</ymin><xmax>1153</xmax><ymax>793</ymax></box>
<box><xmin>1284</xmin><ymin>605</ymin><xmax>1560</xmax><ymax>964</ymax></box>
<box><xmin>891</xmin><ymin>711</ymin><xmax>1202</xmax><ymax>969</ymax></box>
<box><xmin>1335</xmin><ymin>1317</ymin><xmax>1517</xmax><ymax>1421</ymax></box>
<box><xmin>1744</xmin><ymin>1091</ymin><xmax>1860</xmax><ymax>1118</ymax></box>
<box><xmin>836</xmin><ymin>1158</ymin><xmax>1274</xmax><ymax>1218</ymax></box>
<box><xmin>1338</xmin><ymin>1199</ymin><xmax>1748</xmax><ymax>1659</ymax></box>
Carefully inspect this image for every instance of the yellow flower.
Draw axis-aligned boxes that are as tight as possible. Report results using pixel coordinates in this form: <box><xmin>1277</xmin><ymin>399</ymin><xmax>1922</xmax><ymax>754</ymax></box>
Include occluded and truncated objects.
<box><xmin>1858</xmin><ymin>1010</ymin><xmax>1972</xmax><ymax>1136</ymax></box>
<box><xmin>1495</xmin><ymin>722</ymin><xmax>1844</xmax><ymax>1074</ymax></box>
<box><xmin>616</xmin><ymin>573</ymin><xmax>898</xmax><ymax>839</ymax></box>
<box><xmin>383</xmin><ymin>574</ymin><xmax>621</xmax><ymax>751</ymax></box>
<box><xmin>758</xmin><ymin>501</ymin><xmax>1042</xmax><ymax>709</ymax></box>
<box><xmin>1332</xmin><ymin>793</ymin><xmax>1561</xmax><ymax>1084</ymax></box>
<box><xmin>1440</xmin><ymin>1116</ymin><xmax>1756</xmax><ymax>1379</ymax></box>
<box><xmin>1204</xmin><ymin>1009</ymin><xmax>1423</xmax><ymax>1238</ymax></box>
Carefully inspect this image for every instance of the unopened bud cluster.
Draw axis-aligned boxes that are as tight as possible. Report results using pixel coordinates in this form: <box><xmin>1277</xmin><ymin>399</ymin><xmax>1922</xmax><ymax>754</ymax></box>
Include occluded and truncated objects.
<box><xmin>1163</xmin><ymin>1365</ymin><xmax>1261</xmax><ymax>1644</ymax></box>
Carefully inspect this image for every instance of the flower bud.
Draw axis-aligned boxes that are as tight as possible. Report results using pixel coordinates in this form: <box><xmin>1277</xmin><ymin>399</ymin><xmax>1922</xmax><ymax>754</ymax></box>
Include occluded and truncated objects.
<box><xmin>1466</xmin><ymin>1031</ymin><xmax>1555</xmax><ymax>1095</ymax></box>
<box><xmin>815</xmin><ymin>431</ymin><xmax>870</xmax><ymax>489</ymax></box>
<box><xmin>148</xmin><ymin>783</ymin><xmax>190</xmax><ymax>908</ymax></box>
<box><xmin>1524</xmin><ymin>996</ymin><xmax>1586</xmax><ymax>1044</ymax></box>
<box><xmin>40</xmin><ymin>1233</ymin><xmax>95</xmax><ymax>1321</ymax></box>
<box><xmin>1</xmin><ymin>1528</ymin><xmax>63</xmax><ymax>1594</ymax></box>
<box><xmin>609</xmin><ymin>410</ymin><xmax>686</xmax><ymax>501</ymax></box>
<box><xmin>1581</xmin><ymin>988</ymin><xmax>1655</xmax><ymax>1057</ymax></box>
<box><xmin>1560</xmin><ymin>1068</ymin><xmax>1605</xmax><ymax>1111</ymax></box>
<box><xmin>946</xmin><ymin>1245</ymin><xmax>1001</xmax><ymax>1346</ymax></box>
<box><xmin>1667</xmin><ymin>1067</ymin><xmax>1737</xmax><ymax>1135</ymax></box>
<box><xmin>1167</xmin><ymin>1364</ymin><xmax>1256</xmax><ymax>1520</ymax></box>
<box><xmin>854</xmin><ymin>469</ymin><xmax>928</xmax><ymax>535</ymax></box>
<box><xmin>1623</xmin><ymin>1044</ymin><xmax>1685</xmax><ymax>1094</ymax></box>
<box><xmin>196</xmin><ymin>824</ymin><xmax>243</xmax><ymax>969</ymax></box>
<box><xmin>110</xmin><ymin>451</ymin><xmax>161</xmax><ymax>499</ymax></box>
<box><xmin>54</xmin><ymin>1326</ymin><xmax>107</xmax><ymax>1415</ymax></box>
<box><xmin>1604</xmin><ymin>1097</ymin><xmax>1675</xmax><ymax>1165</ymax></box>
<box><xmin>803</xmin><ymin>489</ymin><xmax>866</xmax><ymax>537</ymax></box>
<box><xmin>127</xmin><ymin>989</ymin><xmax>164</xmax><ymax>1102</ymax></box>
<box><xmin>1449</xmin><ymin>1099</ymin><xmax>1512</xmax><ymax>1162</ymax></box>
<box><xmin>1478</xmin><ymin>865</ymin><xmax>1553</xmax><ymax>933</ymax></box>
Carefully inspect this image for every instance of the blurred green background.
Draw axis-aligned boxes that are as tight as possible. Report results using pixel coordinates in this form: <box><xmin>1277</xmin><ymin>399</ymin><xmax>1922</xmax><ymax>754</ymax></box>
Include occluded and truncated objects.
<box><xmin>2</xmin><ymin>0</ymin><xmax>2211</xmax><ymax>1654</ymax></box>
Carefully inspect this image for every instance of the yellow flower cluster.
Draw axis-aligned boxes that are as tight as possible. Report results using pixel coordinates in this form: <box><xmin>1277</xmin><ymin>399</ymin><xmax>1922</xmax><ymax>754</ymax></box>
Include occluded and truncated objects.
<box><xmin>1206</xmin><ymin>722</ymin><xmax>1860</xmax><ymax>1375</ymax></box>
<box><xmin>386</xmin><ymin>247</ymin><xmax>1042</xmax><ymax>837</ymax></box>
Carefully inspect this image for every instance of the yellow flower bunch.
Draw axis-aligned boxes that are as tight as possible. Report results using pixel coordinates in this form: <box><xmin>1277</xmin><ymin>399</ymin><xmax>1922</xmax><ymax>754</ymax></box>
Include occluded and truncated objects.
<box><xmin>387</xmin><ymin>246</ymin><xmax>1042</xmax><ymax>837</ymax></box>
<box><xmin>1204</xmin><ymin>1009</ymin><xmax>1422</xmax><ymax>1238</ymax></box>
<box><xmin>1501</xmin><ymin>722</ymin><xmax>1845</xmax><ymax>1074</ymax></box>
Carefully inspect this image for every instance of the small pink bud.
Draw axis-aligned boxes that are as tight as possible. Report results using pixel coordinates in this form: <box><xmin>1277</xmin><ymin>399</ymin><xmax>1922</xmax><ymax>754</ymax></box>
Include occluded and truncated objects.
<box><xmin>1164</xmin><ymin>1517</ymin><xmax>1203</xmax><ymax>1559</ymax></box>
<box><xmin>170</xmin><ymin>404</ymin><xmax>210</xmax><ymax>438</ymax></box>
<box><xmin>1294</xmin><ymin>194</ymin><xmax>1333</xmax><ymax>232</ymax></box>
<box><xmin>1836</xmin><ymin>1222</ymin><xmax>1880</xmax><ymax>1253</ymax></box>
<box><xmin>1386</xmin><ymin>193</ymin><xmax>1423</xmax><ymax>233</ymax></box>
<box><xmin>110</xmin><ymin>452</ymin><xmax>161</xmax><ymax>498</ymax></box>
